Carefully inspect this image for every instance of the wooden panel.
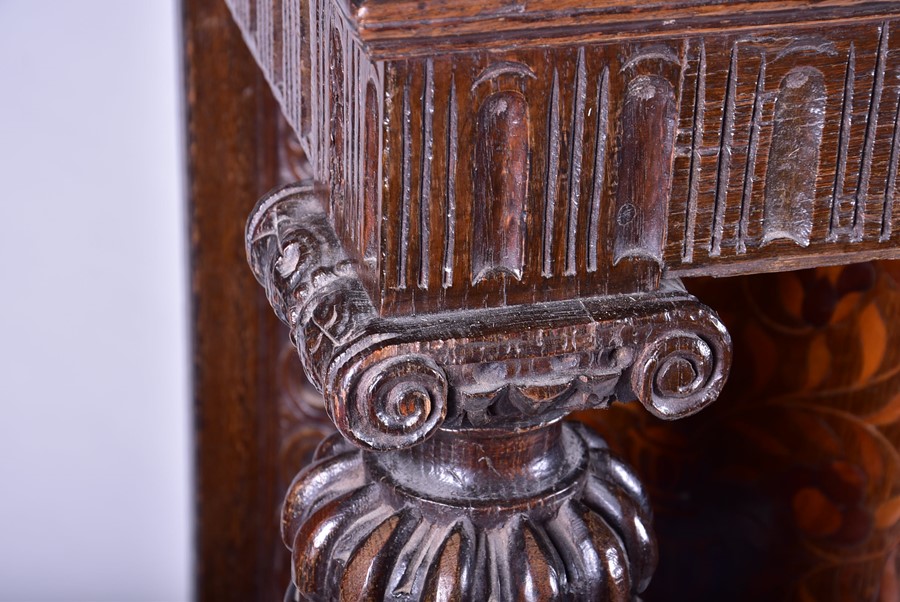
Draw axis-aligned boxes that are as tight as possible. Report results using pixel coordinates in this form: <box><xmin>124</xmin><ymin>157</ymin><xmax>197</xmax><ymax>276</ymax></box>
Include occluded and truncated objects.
<box><xmin>192</xmin><ymin>2</ymin><xmax>900</xmax><ymax>599</ymax></box>
<box><xmin>343</xmin><ymin>0</ymin><xmax>900</xmax><ymax>57</ymax></box>
<box><xmin>184</xmin><ymin>1</ymin><xmax>281</xmax><ymax>598</ymax></box>
<box><xmin>225</xmin><ymin>4</ymin><xmax>900</xmax><ymax>317</ymax></box>
<box><xmin>666</xmin><ymin>24</ymin><xmax>900</xmax><ymax>277</ymax></box>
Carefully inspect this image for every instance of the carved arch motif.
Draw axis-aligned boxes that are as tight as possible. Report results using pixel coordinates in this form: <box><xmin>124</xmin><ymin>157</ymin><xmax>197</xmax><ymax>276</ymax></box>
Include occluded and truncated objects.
<box><xmin>763</xmin><ymin>66</ymin><xmax>826</xmax><ymax>247</ymax></box>
<box><xmin>472</xmin><ymin>90</ymin><xmax>529</xmax><ymax>284</ymax></box>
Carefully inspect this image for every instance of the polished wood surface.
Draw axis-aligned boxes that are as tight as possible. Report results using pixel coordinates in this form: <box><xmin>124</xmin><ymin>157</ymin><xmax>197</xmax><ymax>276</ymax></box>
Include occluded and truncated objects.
<box><xmin>229</xmin><ymin>1</ymin><xmax>900</xmax><ymax>317</ymax></box>
<box><xmin>184</xmin><ymin>0</ymin><xmax>900</xmax><ymax>599</ymax></box>
<box><xmin>184</xmin><ymin>1</ymin><xmax>307</xmax><ymax>597</ymax></box>
<box><xmin>250</xmin><ymin>0</ymin><xmax>900</xmax><ymax>56</ymax></box>
<box><xmin>245</xmin><ymin>182</ymin><xmax>732</xmax><ymax>598</ymax></box>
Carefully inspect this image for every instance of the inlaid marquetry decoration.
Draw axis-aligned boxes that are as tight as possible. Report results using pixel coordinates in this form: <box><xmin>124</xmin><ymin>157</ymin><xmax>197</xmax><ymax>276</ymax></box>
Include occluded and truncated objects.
<box><xmin>228</xmin><ymin>0</ymin><xmax>900</xmax><ymax>315</ymax></box>
<box><xmin>581</xmin><ymin>261</ymin><xmax>900</xmax><ymax>601</ymax></box>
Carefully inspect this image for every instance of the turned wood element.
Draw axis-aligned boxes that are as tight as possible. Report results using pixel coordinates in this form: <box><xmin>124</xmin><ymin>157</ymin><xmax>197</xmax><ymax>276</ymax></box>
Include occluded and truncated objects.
<box><xmin>198</xmin><ymin>1</ymin><xmax>900</xmax><ymax>598</ymax></box>
<box><xmin>247</xmin><ymin>184</ymin><xmax>732</xmax><ymax>451</ymax></box>
<box><xmin>282</xmin><ymin>423</ymin><xmax>656</xmax><ymax>601</ymax></box>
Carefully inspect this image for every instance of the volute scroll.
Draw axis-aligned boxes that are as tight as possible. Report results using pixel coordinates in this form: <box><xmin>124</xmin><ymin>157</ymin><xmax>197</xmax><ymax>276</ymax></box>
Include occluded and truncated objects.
<box><xmin>247</xmin><ymin>183</ymin><xmax>733</xmax><ymax>600</ymax></box>
<box><xmin>248</xmin><ymin>184</ymin><xmax>732</xmax><ymax>444</ymax></box>
<box><xmin>247</xmin><ymin>183</ymin><xmax>450</xmax><ymax>452</ymax></box>
<box><xmin>205</xmin><ymin>0</ymin><xmax>900</xmax><ymax>598</ymax></box>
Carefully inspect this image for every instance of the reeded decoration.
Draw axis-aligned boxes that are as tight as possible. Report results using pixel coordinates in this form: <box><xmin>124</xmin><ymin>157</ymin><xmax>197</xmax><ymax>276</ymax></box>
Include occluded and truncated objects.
<box><xmin>246</xmin><ymin>184</ymin><xmax>732</xmax><ymax>452</ymax></box>
<box><xmin>230</xmin><ymin>0</ymin><xmax>900</xmax><ymax>317</ymax></box>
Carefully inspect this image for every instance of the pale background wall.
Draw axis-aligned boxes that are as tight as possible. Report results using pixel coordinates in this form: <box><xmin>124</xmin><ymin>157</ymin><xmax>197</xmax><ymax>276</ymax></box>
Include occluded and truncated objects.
<box><xmin>0</xmin><ymin>1</ymin><xmax>191</xmax><ymax>600</ymax></box>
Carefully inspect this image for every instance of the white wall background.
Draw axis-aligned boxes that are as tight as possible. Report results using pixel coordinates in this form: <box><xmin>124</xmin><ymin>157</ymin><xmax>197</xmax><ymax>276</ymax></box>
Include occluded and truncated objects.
<box><xmin>0</xmin><ymin>1</ymin><xmax>191</xmax><ymax>600</ymax></box>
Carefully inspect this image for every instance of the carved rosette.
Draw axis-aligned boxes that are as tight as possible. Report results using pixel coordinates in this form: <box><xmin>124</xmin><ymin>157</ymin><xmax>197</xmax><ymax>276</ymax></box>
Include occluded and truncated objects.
<box><xmin>283</xmin><ymin>423</ymin><xmax>656</xmax><ymax>602</ymax></box>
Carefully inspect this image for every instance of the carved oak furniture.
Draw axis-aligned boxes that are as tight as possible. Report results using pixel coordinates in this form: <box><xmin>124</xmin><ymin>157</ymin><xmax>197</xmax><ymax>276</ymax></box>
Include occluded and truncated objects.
<box><xmin>188</xmin><ymin>0</ymin><xmax>900</xmax><ymax>599</ymax></box>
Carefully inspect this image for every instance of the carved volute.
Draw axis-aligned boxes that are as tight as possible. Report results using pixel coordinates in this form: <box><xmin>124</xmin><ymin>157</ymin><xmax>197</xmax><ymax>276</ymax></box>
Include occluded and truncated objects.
<box><xmin>219</xmin><ymin>0</ymin><xmax>900</xmax><ymax>599</ymax></box>
<box><xmin>246</xmin><ymin>183</ymin><xmax>730</xmax><ymax>599</ymax></box>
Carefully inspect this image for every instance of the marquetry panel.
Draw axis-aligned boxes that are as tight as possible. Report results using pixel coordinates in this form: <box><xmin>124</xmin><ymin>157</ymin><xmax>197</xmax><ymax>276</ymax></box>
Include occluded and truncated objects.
<box><xmin>581</xmin><ymin>261</ymin><xmax>900</xmax><ymax>601</ymax></box>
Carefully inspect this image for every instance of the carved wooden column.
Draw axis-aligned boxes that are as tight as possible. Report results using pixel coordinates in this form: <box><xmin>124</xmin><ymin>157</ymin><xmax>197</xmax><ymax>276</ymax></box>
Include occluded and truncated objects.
<box><xmin>219</xmin><ymin>0</ymin><xmax>900</xmax><ymax>599</ymax></box>
<box><xmin>246</xmin><ymin>183</ymin><xmax>730</xmax><ymax>599</ymax></box>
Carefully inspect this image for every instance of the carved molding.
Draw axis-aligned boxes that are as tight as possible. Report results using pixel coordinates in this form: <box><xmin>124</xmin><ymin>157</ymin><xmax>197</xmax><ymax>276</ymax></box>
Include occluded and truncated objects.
<box><xmin>247</xmin><ymin>184</ymin><xmax>732</xmax><ymax>450</ymax></box>
<box><xmin>230</xmin><ymin>2</ymin><xmax>900</xmax><ymax>316</ymax></box>
<box><xmin>203</xmin><ymin>1</ymin><xmax>900</xmax><ymax>599</ymax></box>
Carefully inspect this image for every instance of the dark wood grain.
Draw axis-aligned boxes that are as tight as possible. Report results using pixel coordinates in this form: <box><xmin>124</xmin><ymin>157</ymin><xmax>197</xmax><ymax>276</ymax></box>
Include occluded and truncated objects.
<box><xmin>184</xmin><ymin>2</ymin><xmax>327</xmax><ymax>599</ymax></box>
<box><xmin>229</xmin><ymin>3</ymin><xmax>900</xmax><ymax>316</ymax></box>
<box><xmin>472</xmin><ymin>90</ymin><xmax>529</xmax><ymax>285</ymax></box>
<box><xmin>186</xmin><ymin>1</ymin><xmax>900</xmax><ymax>599</ymax></box>
<box><xmin>283</xmin><ymin>422</ymin><xmax>656</xmax><ymax>601</ymax></box>
<box><xmin>246</xmin><ymin>183</ymin><xmax>731</xmax><ymax>599</ymax></box>
<box><xmin>184</xmin><ymin>1</ymin><xmax>277</xmax><ymax>598</ymax></box>
<box><xmin>336</xmin><ymin>0</ymin><xmax>900</xmax><ymax>58</ymax></box>
<box><xmin>582</xmin><ymin>261</ymin><xmax>900</xmax><ymax>601</ymax></box>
